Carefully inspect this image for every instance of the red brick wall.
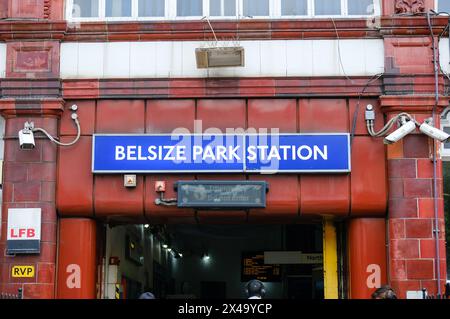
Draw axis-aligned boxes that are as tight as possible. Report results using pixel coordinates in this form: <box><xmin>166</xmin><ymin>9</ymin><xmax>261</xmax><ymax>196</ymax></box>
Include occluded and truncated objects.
<box><xmin>382</xmin><ymin>96</ymin><xmax>448</xmax><ymax>298</ymax></box>
<box><xmin>0</xmin><ymin>37</ymin><xmax>62</xmax><ymax>297</ymax></box>
<box><xmin>0</xmin><ymin>113</ymin><xmax>59</xmax><ymax>298</ymax></box>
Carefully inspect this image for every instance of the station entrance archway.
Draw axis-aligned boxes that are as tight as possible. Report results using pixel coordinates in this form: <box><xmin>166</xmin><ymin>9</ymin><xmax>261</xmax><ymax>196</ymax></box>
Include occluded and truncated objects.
<box><xmin>101</xmin><ymin>223</ymin><xmax>328</xmax><ymax>299</ymax></box>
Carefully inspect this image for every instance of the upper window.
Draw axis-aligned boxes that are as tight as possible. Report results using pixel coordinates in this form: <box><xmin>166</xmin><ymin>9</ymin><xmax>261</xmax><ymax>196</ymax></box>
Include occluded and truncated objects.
<box><xmin>177</xmin><ymin>0</ymin><xmax>202</xmax><ymax>16</ymax></box>
<box><xmin>437</xmin><ymin>0</ymin><xmax>450</xmax><ymax>12</ymax></box>
<box><xmin>348</xmin><ymin>0</ymin><xmax>374</xmax><ymax>15</ymax></box>
<box><xmin>243</xmin><ymin>0</ymin><xmax>270</xmax><ymax>17</ymax></box>
<box><xmin>314</xmin><ymin>0</ymin><xmax>341</xmax><ymax>15</ymax></box>
<box><xmin>72</xmin><ymin>0</ymin><xmax>99</xmax><ymax>18</ymax></box>
<box><xmin>67</xmin><ymin>0</ymin><xmax>380</xmax><ymax>21</ymax></box>
<box><xmin>210</xmin><ymin>0</ymin><xmax>237</xmax><ymax>16</ymax></box>
<box><xmin>282</xmin><ymin>0</ymin><xmax>307</xmax><ymax>16</ymax></box>
<box><xmin>441</xmin><ymin>107</ymin><xmax>450</xmax><ymax>161</ymax></box>
<box><xmin>106</xmin><ymin>0</ymin><xmax>132</xmax><ymax>17</ymax></box>
<box><xmin>139</xmin><ymin>0</ymin><xmax>165</xmax><ymax>17</ymax></box>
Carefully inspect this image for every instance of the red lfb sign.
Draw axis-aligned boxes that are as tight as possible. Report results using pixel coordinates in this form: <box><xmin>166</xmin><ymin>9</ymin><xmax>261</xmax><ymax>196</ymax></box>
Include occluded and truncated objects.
<box><xmin>9</xmin><ymin>228</ymin><xmax>36</xmax><ymax>239</ymax></box>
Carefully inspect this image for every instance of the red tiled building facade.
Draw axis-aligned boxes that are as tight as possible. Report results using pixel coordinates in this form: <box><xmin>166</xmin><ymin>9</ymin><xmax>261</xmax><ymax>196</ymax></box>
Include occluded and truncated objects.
<box><xmin>0</xmin><ymin>0</ymin><xmax>448</xmax><ymax>299</ymax></box>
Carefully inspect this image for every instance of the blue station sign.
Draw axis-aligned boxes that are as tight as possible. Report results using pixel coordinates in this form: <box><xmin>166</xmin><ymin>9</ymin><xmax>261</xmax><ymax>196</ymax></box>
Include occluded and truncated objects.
<box><xmin>92</xmin><ymin>134</ymin><xmax>351</xmax><ymax>173</ymax></box>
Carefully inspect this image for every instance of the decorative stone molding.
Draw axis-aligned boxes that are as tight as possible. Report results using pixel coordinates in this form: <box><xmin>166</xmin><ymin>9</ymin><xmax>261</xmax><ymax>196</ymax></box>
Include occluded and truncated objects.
<box><xmin>380</xmin><ymin>95</ymin><xmax>448</xmax><ymax>114</ymax></box>
<box><xmin>395</xmin><ymin>0</ymin><xmax>426</xmax><ymax>14</ymax></box>
<box><xmin>0</xmin><ymin>98</ymin><xmax>64</xmax><ymax>117</ymax></box>
<box><xmin>44</xmin><ymin>0</ymin><xmax>51</xmax><ymax>19</ymax></box>
<box><xmin>6</xmin><ymin>41</ymin><xmax>60</xmax><ymax>78</ymax></box>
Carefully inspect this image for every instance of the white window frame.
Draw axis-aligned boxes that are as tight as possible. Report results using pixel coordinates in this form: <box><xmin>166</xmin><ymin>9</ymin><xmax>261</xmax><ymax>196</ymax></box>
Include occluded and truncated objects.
<box><xmin>441</xmin><ymin>106</ymin><xmax>450</xmax><ymax>161</ymax></box>
<box><xmin>66</xmin><ymin>0</ymin><xmax>380</xmax><ymax>22</ymax></box>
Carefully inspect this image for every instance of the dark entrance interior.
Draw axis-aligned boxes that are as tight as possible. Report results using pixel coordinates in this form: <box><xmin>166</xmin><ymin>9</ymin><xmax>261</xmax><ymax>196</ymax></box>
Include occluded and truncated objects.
<box><xmin>146</xmin><ymin>224</ymin><xmax>324</xmax><ymax>299</ymax></box>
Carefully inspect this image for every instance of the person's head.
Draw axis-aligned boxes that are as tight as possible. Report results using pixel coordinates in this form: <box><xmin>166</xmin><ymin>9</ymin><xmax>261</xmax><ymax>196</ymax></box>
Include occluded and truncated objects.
<box><xmin>139</xmin><ymin>292</ymin><xmax>155</xmax><ymax>299</ymax></box>
<box><xmin>245</xmin><ymin>279</ymin><xmax>266</xmax><ymax>298</ymax></box>
<box><xmin>371</xmin><ymin>285</ymin><xmax>397</xmax><ymax>299</ymax></box>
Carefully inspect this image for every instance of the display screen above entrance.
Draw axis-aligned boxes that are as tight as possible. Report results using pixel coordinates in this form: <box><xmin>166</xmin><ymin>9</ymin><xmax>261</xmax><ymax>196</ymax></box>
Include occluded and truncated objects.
<box><xmin>92</xmin><ymin>134</ymin><xmax>351</xmax><ymax>173</ymax></box>
<box><xmin>175</xmin><ymin>181</ymin><xmax>268</xmax><ymax>208</ymax></box>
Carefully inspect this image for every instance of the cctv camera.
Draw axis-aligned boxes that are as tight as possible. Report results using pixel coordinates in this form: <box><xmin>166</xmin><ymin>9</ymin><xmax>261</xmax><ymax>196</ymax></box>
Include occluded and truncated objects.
<box><xmin>18</xmin><ymin>121</ymin><xmax>35</xmax><ymax>150</ymax></box>
<box><xmin>383</xmin><ymin>119</ymin><xmax>417</xmax><ymax>145</ymax></box>
<box><xmin>18</xmin><ymin>128</ymin><xmax>35</xmax><ymax>150</ymax></box>
<box><xmin>419</xmin><ymin>122</ymin><xmax>450</xmax><ymax>142</ymax></box>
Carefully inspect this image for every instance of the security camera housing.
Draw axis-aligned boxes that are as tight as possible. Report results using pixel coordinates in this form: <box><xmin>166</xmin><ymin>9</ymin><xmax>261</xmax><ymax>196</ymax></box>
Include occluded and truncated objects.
<box><xmin>18</xmin><ymin>129</ymin><xmax>35</xmax><ymax>150</ymax></box>
<box><xmin>383</xmin><ymin>120</ymin><xmax>417</xmax><ymax>145</ymax></box>
<box><xmin>419</xmin><ymin>122</ymin><xmax>450</xmax><ymax>142</ymax></box>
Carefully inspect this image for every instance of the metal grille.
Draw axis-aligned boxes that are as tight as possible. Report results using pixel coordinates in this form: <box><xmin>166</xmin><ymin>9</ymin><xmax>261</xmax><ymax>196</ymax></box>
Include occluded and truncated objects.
<box><xmin>0</xmin><ymin>288</ymin><xmax>23</xmax><ymax>299</ymax></box>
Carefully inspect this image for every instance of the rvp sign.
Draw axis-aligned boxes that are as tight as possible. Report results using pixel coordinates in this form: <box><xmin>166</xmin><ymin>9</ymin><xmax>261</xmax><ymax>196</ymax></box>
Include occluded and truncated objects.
<box><xmin>11</xmin><ymin>265</ymin><xmax>35</xmax><ymax>278</ymax></box>
<box><xmin>7</xmin><ymin>208</ymin><xmax>41</xmax><ymax>254</ymax></box>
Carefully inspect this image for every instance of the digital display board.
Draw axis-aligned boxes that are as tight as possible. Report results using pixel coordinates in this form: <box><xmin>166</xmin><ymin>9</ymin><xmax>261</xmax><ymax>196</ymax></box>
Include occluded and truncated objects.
<box><xmin>241</xmin><ymin>251</ymin><xmax>281</xmax><ymax>282</ymax></box>
<box><xmin>176</xmin><ymin>181</ymin><xmax>268</xmax><ymax>208</ymax></box>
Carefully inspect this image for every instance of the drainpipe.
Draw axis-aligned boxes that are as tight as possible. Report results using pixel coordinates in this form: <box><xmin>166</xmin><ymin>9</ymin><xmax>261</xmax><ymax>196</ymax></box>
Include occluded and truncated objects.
<box><xmin>427</xmin><ymin>11</ymin><xmax>442</xmax><ymax>297</ymax></box>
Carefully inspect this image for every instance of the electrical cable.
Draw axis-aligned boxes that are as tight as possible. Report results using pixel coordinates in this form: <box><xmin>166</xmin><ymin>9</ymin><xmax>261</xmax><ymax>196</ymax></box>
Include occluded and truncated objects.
<box><xmin>350</xmin><ymin>73</ymin><xmax>383</xmax><ymax>146</ymax></box>
<box><xmin>201</xmin><ymin>16</ymin><xmax>218</xmax><ymax>44</ymax></box>
<box><xmin>331</xmin><ymin>17</ymin><xmax>352</xmax><ymax>81</ymax></box>
<box><xmin>32</xmin><ymin>114</ymin><xmax>81</xmax><ymax>147</ymax></box>
<box><xmin>155</xmin><ymin>192</ymin><xmax>177</xmax><ymax>206</ymax></box>
<box><xmin>366</xmin><ymin>112</ymin><xmax>415</xmax><ymax>137</ymax></box>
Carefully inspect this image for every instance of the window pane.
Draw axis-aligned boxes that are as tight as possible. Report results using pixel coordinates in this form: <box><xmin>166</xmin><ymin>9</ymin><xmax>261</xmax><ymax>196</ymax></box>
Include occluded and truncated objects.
<box><xmin>243</xmin><ymin>0</ymin><xmax>269</xmax><ymax>16</ymax></box>
<box><xmin>445</xmin><ymin>127</ymin><xmax>450</xmax><ymax>149</ymax></box>
<box><xmin>439</xmin><ymin>0</ymin><xmax>450</xmax><ymax>12</ymax></box>
<box><xmin>106</xmin><ymin>0</ymin><xmax>132</xmax><ymax>17</ymax></box>
<box><xmin>177</xmin><ymin>0</ymin><xmax>202</xmax><ymax>16</ymax></box>
<box><xmin>139</xmin><ymin>0</ymin><xmax>165</xmax><ymax>17</ymax></box>
<box><xmin>281</xmin><ymin>0</ymin><xmax>307</xmax><ymax>15</ymax></box>
<box><xmin>210</xmin><ymin>0</ymin><xmax>236</xmax><ymax>16</ymax></box>
<box><xmin>314</xmin><ymin>0</ymin><xmax>341</xmax><ymax>15</ymax></box>
<box><xmin>348</xmin><ymin>0</ymin><xmax>373</xmax><ymax>15</ymax></box>
<box><xmin>72</xmin><ymin>0</ymin><xmax>99</xmax><ymax>17</ymax></box>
